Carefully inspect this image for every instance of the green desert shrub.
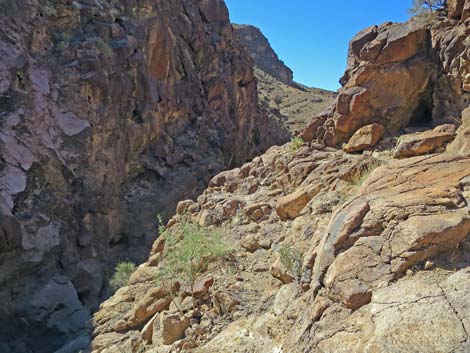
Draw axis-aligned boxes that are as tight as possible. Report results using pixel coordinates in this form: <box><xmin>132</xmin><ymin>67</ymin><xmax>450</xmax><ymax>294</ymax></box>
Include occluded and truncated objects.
<box><xmin>290</xmin><ymin>136</ymin><xmax>304</xmax><ymax>152</ymax></box>
<box><xmin>409</xmin><ymin>0</ymin><xmax>446</xmax><ymax>15</ymax></box>
<box><xmin>95</xmin><ymin>38</ymin><xmax>114</xmax><ymax>57</ymax></box>
<box><xmin>110</xmin><ymin>261</ymin><xmax>136</xmax><ymax>290</ymax></box>
<box><xmin>157</xmin><ymin>220</ymin><xmax>232</xmax><ymax>293</ymax></box>
<box><xmin>279</xmin><ymin>245</ymin><xmax>303</xmax><ymax>281</ymax></box>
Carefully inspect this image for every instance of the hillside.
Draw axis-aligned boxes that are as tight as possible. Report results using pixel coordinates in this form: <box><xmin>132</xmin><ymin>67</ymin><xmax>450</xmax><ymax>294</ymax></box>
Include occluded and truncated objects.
<box><xmin>233</xmin><ymin>24</ymin><xmax>294</xmax><ymax>85</ymax></box>
<box><xmin>2</xmin><ymin>1</ymin><xmax>470</xmax><ymax>353</ymax></box>
<box><xmin>255</xmin><ymin>68</ymin><xmax>337</xmax><ymax>133</ymax></box>
<box><xmin>234</xmin><ymin>24</ymin><xmax>337</xmax><ymax>133</ymax></box>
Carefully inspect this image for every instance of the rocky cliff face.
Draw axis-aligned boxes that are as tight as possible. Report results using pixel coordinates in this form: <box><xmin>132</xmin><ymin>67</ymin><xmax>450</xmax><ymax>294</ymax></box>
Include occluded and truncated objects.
<box><xmin>234</xmin><ymin>24</ymin><xmax>294</xmax><ymax>86</ymax></box>
<box><xmin>301</xmin><ymin>10</ymin><xmax>470</xmax><ymax>146</ymax></box>
<box><xmin>90</xmin><ymin>8</ymin><xmax>470</xmax><ymax>353</ymax></box>
<box><xmin>0</xmin><ymin>0</ymin><xmax>288</xmax><ymax>352</ymax></box>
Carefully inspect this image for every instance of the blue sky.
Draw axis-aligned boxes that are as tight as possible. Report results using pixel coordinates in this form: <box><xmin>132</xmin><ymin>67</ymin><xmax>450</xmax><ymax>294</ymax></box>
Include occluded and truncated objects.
<box><xmin>225</xmin><ymin>0</ymin><xmax>411</xmax><ymax>91</ymax></box>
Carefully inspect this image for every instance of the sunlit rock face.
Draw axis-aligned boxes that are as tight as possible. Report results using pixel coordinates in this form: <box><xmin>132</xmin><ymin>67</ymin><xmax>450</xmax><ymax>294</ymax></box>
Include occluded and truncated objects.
<box><xmin>0</xmin><ymin>0</ymin><xmax>288</xmax><ymax>351</ymax></box>
<box><xmin>302</xmin><ymin>15</ymin><xmax>470</xmax><ymax>147</ymax></box>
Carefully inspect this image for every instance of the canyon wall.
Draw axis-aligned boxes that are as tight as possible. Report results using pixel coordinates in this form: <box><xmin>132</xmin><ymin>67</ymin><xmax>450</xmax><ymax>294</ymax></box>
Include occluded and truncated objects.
<box><xmin>0</xmin><ymin>0</ymin><xmax>288</xmax><ymax>352</ymax></box>
<box><xmin>90</xmin><ymin>7</ymin><xmax>470</xmax><ymax>353</ymax></box>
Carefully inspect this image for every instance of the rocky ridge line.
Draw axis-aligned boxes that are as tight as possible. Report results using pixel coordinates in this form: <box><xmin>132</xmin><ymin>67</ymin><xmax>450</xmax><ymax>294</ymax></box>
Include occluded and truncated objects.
<box><xmin>233</xmin><ymin>24</ymin><xmax>337</xmax><ymax>133</ymax></box>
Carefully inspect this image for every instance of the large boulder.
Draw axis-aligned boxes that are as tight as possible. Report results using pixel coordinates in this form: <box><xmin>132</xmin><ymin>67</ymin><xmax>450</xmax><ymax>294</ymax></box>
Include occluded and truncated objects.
<box><xmin>276</xmin><ymin>184</ymin><xmax>324</xmax><ymax>220</ymax></box>
<box><xmin>126</xmin><ymin>287</ymin><xmax>171</xmax><ymax>328</ymax></box>
<box><xmin>343</xmin><ymin>124</ymin><xmax>385</xmax><ymax>153</ymax></box>
<box><xmin>303</xmin><ymin>16</ymin><xmax>470</xmax><ymax>147</ymax></box>
<box><xmin>393</xmin><ymin>125</ymin><xmax>456</xmax><ymax>158</ymax></box>
<box><xmin>157</xmin><ymin>313</ymin><xmax>191</xmax><ymax>345</ymax></box>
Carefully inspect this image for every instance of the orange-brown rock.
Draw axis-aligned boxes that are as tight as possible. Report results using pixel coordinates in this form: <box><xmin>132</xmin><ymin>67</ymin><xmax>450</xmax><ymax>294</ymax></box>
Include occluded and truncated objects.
<box><xmin>193</xmin><ymin>276</ymin><xmax>215</xmax><ymax>299</ymax></box>
<box><xmin>126</xmin><ymin>288</ymin><xmax>171</xmax><ymax>329</ymax></box>
<box><xmin>448</xmin><ymin>0</ymin><xmax>466</xmax><ymax>18</ymax></box>
<box><xmin>303</xmin><ymin>17</ymin><xmax>470</xmax><ymax>147</ymax></box>
<box><xmin>157</xmin><ymin>312</ymin><xmax>191</xmax><ymax>345</ymax></box>
<box><xmin>463</xmin><ymin>0</ymin><xmax>470</xmax><ymax>20</ymax></box>
<box><xmin>89</xmin><ymin>14</ymin><xmax>470</xmax><ymax>353</ymax></box>
<box><xmin>270</xmin><ymin>257</ymin><xmax>295</xmax><ymax>284</ymax></box>
<box><xmin>393</xmin><ymin>125</ymin><xmax>456</xmax><ymax>158</ymax></box>
<box><xmin>213</xmin><ymin>291</ymin><xmax>241</xmax><ymax>314</ymax></box>
<box><xmin>276</xmin><ymin>184</ymin><xmax>324</xmax><ymax>220</ymax></box>
<box><xmin>343</xmin><ymin>123</ymin><xmax>385</xmax><ymax>152</ymax></box>
<box><xmin>447</xmin><ymin>107</ymin><xmax>470</xmax><ymax>156</ymax></box>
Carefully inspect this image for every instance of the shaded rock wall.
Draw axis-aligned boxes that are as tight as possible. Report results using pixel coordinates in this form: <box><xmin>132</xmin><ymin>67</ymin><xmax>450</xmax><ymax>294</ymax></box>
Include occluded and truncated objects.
<box><xmin>0</xmin><ymin>0</ymin><xmax>288</xmax><ymax>351</ymax></box>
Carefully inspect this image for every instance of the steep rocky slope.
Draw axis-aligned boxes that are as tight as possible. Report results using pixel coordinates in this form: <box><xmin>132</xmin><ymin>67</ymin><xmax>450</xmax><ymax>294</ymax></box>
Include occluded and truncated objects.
<box><xmin>91</xmin><ymin>6</ymin><xmax>470</xmax><ymax>353</ymax></box>
<box><xmin>233</xmin><ymin>24</ymin><xmax>294</xmax><ymax>85</ymax></box>
<box><xmin>0</xmin><ymin>0</ymin><xmax>289</xmax><ymax>352</ymax></box>
<box><xmin>256</xmin><ymin>69</ymin><xmax>337</xmax><ymax>134</ymax></box>
<box><xmin>234</xmin><ymin>24</ymin><xmax>337</xmax><ymax>133</ymax></box>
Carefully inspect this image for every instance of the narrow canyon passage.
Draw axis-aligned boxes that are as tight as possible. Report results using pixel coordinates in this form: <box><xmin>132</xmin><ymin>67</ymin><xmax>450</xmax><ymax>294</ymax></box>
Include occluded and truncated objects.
<box><xmin>1</xmin><ymin>0</ymin><xmax>470</xmax><ymax>353</ymax></box>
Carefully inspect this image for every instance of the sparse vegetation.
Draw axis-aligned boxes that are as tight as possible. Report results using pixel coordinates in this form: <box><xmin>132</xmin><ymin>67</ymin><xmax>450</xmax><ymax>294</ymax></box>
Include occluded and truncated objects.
<box><xmin>339</xmin><ymin>160</ymin><xmax>383</xmax><ymax>200</ymax></box>
<box><xmin>409</xmin><ymin>0</ymin><xmax>446</xmax><ymax>16</ymax></box>
<box><xmin>110</xmin><ymin>261</ymin><xmax>136</xmax><ymax>290</ymax></box>
<box><xmin>255</xmin><ymin>68</ymin><xmax>337</xmax><ymax>132</ymax></box>
<box><xmin>348</xmin><ymin>160</ymin><xmax>382</xmax><ymax>188</ymax></box>
<box><xmin>95</xmin><ymin>38</ymin><xmax>114</xmax><ymax>57</ymax></box>
<box><xmin>278</xmin><ymin>245</ymin><xmax>303</xmax><ymax>281</ymax></box>
<box><xmin>157</xmin><ymin>220</ymin><xmax>232</xmax><ymax>295</ymax></box>
<box><xmin>290</xmin><ymin>136</ymin><xmax>304</xmax><ymax>152</ymax></box>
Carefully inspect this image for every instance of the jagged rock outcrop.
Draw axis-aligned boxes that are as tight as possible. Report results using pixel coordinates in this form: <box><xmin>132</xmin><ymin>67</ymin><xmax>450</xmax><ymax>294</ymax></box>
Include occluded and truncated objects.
<box><xmin>393</xmin><ymin>124</ymin><xmax>456</xmax><ymax>158</ymax></box>
<box><xmin>234</xmin><ymin>24</ymin><xmax>293</xmax><ymax>85</ymax></box>
<box><xmin>0</xmin><ymin>0</ymin><xmax>288</xmax><ymax>352</ymax></box>
<box><xmin>302</xmin><ymin>14</ymin><xmax>470</xmax><ymax>147</ymax></box>
<box><xmin>91</xmin><ymin>141</ymin><xmax>381</xmax><ymax>353</ymax></box>
<box><xmin>91</xmin><ymin>10</ymin><xmax>470</xmax><ymax>353</ymax></box>
<box><xmin>283</xmin><ymin>129</ymin><xmax>470</xmax><ymax>353</ymax></box>
<box><xmin>91</xmin><ymin>112</ymin><xmax>470</xmax><ymax>353</ymax></box>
